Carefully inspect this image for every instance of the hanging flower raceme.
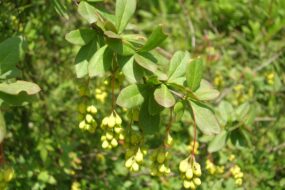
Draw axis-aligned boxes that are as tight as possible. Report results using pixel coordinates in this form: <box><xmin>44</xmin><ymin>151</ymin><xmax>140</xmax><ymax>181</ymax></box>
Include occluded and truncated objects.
<box><xmin>100</xmin><ymin>111</ymin><xmax>124</xmax><ymax>149</ymax></box>
<box><xmin>230</xmin><ymin>165</ymin><xmax>244</xmax><ymax>186</ymax></box>
<box><xmin>150</xmin><ymin>149</ymin><xmax>171</xmax><ymax>176</ymax></box>
<box><xmin>179</xmin><ymin>157</ymin><xmax>202</xmax><ymax>189</ymax></box>
<box><xmin>78</xmin><ymin>105</ymin><xmax>98</xmax><ymax>133</ymax></box>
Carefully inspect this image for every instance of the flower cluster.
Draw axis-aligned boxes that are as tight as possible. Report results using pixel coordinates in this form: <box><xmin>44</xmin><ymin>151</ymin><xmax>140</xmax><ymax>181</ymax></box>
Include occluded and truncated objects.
<box><xmin>230</xmin><ymin>165</ymin><xmax>244</xmax><ymax>186</ymax></box>
<box><xmin>266</xmin><ymin>72</ymin><xmax>275</xmax><ymax>85</ymax></box>
<box><xmin>150</xmin><ymin>149</ymin><xmax>171</xmax><ymax>176</ymax></box>
<box><xmin>179</xmin><ymin>158</ymin><xmax>202</xmax><ymax>189</ymax></box>
<box><xmin>100</xmin><ymin>112</ymin><xmax>124</xmax><ymax>149</ymax></box>
<box><xmin>205</xmin><ymin>159</ymin><xmax>224</xmax><ymax>175</ymax></box>
<box><xmin>124</xmin><ymin>148</ymin><xmax>146</xmax><ymax>172</ymax></box>
<box><xmin>78</xmin><ymin>105</ymin><xmax>97</xmax><ymax>133</ymax></box>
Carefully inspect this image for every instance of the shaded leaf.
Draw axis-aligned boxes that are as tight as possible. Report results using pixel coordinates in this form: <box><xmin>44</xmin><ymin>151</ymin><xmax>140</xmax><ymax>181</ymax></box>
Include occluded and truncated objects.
<box><xmin>74</xmin><ymin>40</ymin><xmax>99</xmax><ymax>78</ymax></box>
<box><xmin>148</xmin><ymin>91</ymin><xmax>164</xmax><ymax>115</ymax></box>
<box><xmin>65</xmin><ymin>29</ymin><xmax>96</xmax><ymax>46</ymax></box>
<box><xmin>88</xmin><ymin>45</ymin><xmax>112</xmax><ymax>78</ymax></box>
<box><xmin>139</xmin><ymin>101</ymin><xmax>160</xmax><ymax>135</ymax></box>
<box><xmin>121</xmin><ymin>56</ymin><xmax>144</xmax><ymax>83</ymax></box>
<box><xmin>134</xmin><ymin>53</ymin><xmax>157</xmax><ymax>73</ymax></box>
<box><xmin>0</xmin><ymin>36</ymin><xmax>24</xmax><ymax>76</ymax></box>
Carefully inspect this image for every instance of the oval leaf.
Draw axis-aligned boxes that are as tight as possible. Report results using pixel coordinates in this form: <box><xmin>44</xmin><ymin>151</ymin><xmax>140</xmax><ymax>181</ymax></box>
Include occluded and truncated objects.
<box><xmin>154</xmin><ymin>84</ymin><xmax>175</xmax><ymax>108</ymax></box>
<box><xmin>115</xmin><ymin>0</ymin><xmax>137</xmax><ymax>33</ymax></box>
<box><xmin>208</xmin><ymin>130</ymin><xmax>227</xmax><ymax>153</ymax></box>
<box><xmin>186</xmin><ymin>58</ymin><xmax>204</xmax><ymax>91</ymax></box>
<box><xmin>0</xmin><ymin>111</ymin><xmax>6</xmax><ymax>143</ymax></box>
<box><xmin>65</xmin><ymin>29</ymin><xmax>96</xmax><ymax>46</ymax></box>
<box><xmin>88</xmin><ymin>45</ymin><xmax>112</xmax><ymax>78</ymax></box>
<box><xmin>194</xmin><ymin>80</ymin><xmax>220</xmax><ymax>101</ymax></box>
<box><xmin>168</xmin><ymin>51</ymin><xmax>190</xmax><ymax>82</ymax></box>
<box><xmin>116</xmin><ymin>84</ymin><xmax>147</xmax><ymax>109</ymax></box>
<box><xmin>190</xmin><ymin>100</ymin><xmax>220</xmax><ymax>135</ymax></box>
<box><xmin>0</xmin><ymin>81</ymin><xmax>40</xmax><ymax>95</ymax></box>
<box><xmin>140</xmin><ymin>25</ymin><xmax>167</xmax><ymax>52</ymax></box>
<box><xmin>78</xmin><ymin>1</ymin><xmax>98</xmax><ymax>24</ymax></box>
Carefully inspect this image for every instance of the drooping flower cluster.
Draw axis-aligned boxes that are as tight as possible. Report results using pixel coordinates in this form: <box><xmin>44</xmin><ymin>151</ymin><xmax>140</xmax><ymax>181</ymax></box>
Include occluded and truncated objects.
<box><xmin>150</xmin><ymin>149</ymin><xmax>171</xmax><ymax>176</ymax></box>
<box><xmin>125</xmin><ymin>147</ymin><xmax>146</xmax><ymax>172</ymax></box>
<box><xmin>100</xmin><ymin>112</ymin><xmax>124</xmax><ymax>149</ymax></box>
<box><xmin>205</xmin><ymin>159</ymin><xmax>224</xmax><ymax>175</ymax></box>
<box><xmin>230</xmin><ymin>165</ymin><xmax>244</xmax><ymax>186</ymax></box>
<box><xmin>179</xmin><ymin>158</ymin><xmax>202</xmax><ymax>189</ymax></box>
<box><xmin>78</xmin><ymin>105</ymin><xmax>97</xmax><ymax>133</ymax></box>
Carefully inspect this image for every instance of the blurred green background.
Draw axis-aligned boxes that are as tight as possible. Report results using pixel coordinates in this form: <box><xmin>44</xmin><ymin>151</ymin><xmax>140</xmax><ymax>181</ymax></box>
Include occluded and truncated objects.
<box><xmin>0</xmin><ymin>0</ymin><xmax>285</xmax><ymax>189</ymax></box>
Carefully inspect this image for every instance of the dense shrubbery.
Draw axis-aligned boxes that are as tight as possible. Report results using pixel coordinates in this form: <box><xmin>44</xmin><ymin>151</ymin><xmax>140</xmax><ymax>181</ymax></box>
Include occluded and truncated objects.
<box><xmin>0</xmin><ymin>0</ymin><xmax>285</xmax><ymax>189</ymax></box>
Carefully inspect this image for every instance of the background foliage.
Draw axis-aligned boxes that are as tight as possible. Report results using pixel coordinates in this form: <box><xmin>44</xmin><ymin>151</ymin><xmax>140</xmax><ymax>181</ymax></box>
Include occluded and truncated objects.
<box><xmin>0</xmin><ymin>0</ymin><xmax>285</xmax><ymax>189</ymax></box>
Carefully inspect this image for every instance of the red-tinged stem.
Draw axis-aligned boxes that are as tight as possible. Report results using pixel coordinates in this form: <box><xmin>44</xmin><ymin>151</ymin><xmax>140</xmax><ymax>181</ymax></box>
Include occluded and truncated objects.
<box><xmin>189</xmin><ymin>102</ymin><xmax>197</xmax><ymax>157</ymax></box>
<box><xmin>0</xmin><ymin>142</ymin><xmax>4</xmax><ymax>165</ymax></box>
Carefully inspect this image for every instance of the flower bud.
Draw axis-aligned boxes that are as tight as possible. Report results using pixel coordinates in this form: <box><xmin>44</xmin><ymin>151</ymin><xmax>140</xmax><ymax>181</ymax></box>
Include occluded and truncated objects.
<box><xmin>102</xmin><ymin>140</ymin><xmax>109</xmax><ymax>149</ymax></box>
<box><xmin>125</xmin><ymin>158</ymin><xmax>133</xmax><ymax>169</ymax></box>
<box><xmin>111</xmin><ymin>138</ymin><xmax>118</xmax><ymax>147</ymax></box>
<box><xmin>185</xmin><ymin>168</ymin><xmax>193</xmax><ymax>179</ymax></box>
<box><xmin>193</xmin><ymin>178</ymin><xmax>201</xmax><ymax>186</ymax></box>
<box><xmin>179</xmin><ymin>159</ymin><xmax>189</xmax><ymax>173</ymax></box>
<box><xmin>131</xmin><ymin>162</ymin><xmax>139</xmax><ymax>172</ymax></box>
<box><xmin>157</xmin><ymin>152</ymin><xmax>166</xmax><ymax>164</ymax></box>
<box><xmin>135</xmin><ymin>149</ymin><xmax>143</xmax><ymax>163</ymax></box>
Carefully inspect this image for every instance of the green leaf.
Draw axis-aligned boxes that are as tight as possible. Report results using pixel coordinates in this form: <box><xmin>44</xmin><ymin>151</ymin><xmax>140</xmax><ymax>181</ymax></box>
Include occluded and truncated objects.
<box><xmin>0</xmin><ymin>91</ymin><xmax>38</xmax><ymax>106</ymax></box>
<box><xmin>0</xmin><ymin>111</ymin><xmax>6</xmax><ymax>143</ymax></box>
<box><xmin>65</xmin><ymin>29</ymin><xmax>96</xmax><ymax>46</ymax></box>
<box><xmin>78</xmin><ymin>1</ymin><xmax>98</xmax><ymax>24</ymax></box>
<box><xmin>154</xmin><ymin>84</ymin><xmax>175</xmax><ymax>108</ymax></box>
<box><xmin>0</xmin><ymin>36</ymin><xmax>24</xmax><ymax>76</ymax></box>
<box><xmin>88</xmin><ymin>45</ymin><xmax>112</xmax><ymax>78</ymax></box>
<box><xmin>106</xmin><ymin>37</ymin><xmax>136</xmax><ymax>56</ymax></box>
<box><xmin>186</xmin><ymin>58</ymin><xmax>204</xmax><ymax>91</ymax></box>
<box><xmin>194</xmin><ymin>80</ymin><xmax>220</xmax><ymax>101</ymax></box>
<box><xmin>216</xmin><ymin>101</ymin><xmax>235</xmax><ymax>126</ymax></box>
<box><xmin>140</xmin><ymin>25</ymin><xmax>167</xmax><ymax>52</ymax></box>
<box><xmin>139</xmin><ymin>101</ymin><xmax>160</xmax><ymax>135</ymax></box>
<box><xmin>115</xmin><ymin>0</ymin><xmax>137</xmax><ymax>33</ymax></box>
<box><xmin>121</xmin><ymin>56</ymin><xmax>144</xmax><ymax>83</ymax></box>
<box><xmin>0</xmin><ymin>81</ymin><xmax>41</xmax><ymax>95</ymax></box>
<box><xmin>74</xmin><ymin>40</ymin><xmax>99</xmax><ymax>78</ymax></box>
<box><xmin>134</xmin><ymin>54</ymin><xmax>158</xmax><ymax>73</ymax></box>
<box><xmin>174</xmin><ymin>101</ymin><xmax>185</xmax><ymax>121</ymax></box>
<box><xmin>116</xmin><ymin>84</ymin><xmax>147</xmax><ymax>109</ymax></box>
<box><xmin>167</xmin><ymin>51</ymin><xmax>190</xmax><ymax>82</ymax></box>
<box><xmin>208</xmin><ymin>130</ymin><xmax>227</xmax><ymax>153</ymax></box>
<box><xmin>148</xmin><ymin>92</ymin><xmax>164</xmax><ymax>115</ymax></box>
<box><xmin>190</xmin><ymin>100</ymin><xmax>220</xmax><ymax>135</ymax></box>
<box><xmin>236</xmin><ymin>102</ymin><xmax>250</xmax><ymax>121</ymax></box>
<box><xmin>87</xmin><ymin>0</ymin><xmax>104</xmax><ymax>2</ymax></box>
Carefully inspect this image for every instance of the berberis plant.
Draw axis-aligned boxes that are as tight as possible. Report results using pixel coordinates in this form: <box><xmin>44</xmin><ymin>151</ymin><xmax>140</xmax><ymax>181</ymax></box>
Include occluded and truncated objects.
<box><xmin>66</xmin><ymin>0</ymin><xmax>221</xmax><ymax>189</ymax></box>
